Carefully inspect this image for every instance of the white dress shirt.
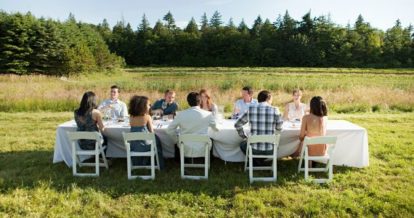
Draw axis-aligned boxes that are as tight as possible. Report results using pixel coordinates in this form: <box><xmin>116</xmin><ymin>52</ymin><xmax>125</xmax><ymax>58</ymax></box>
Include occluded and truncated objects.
<box><xmin>167</xmin><ymin>106</ymin><xmax>218</xmax><ymax>156</ymax></box>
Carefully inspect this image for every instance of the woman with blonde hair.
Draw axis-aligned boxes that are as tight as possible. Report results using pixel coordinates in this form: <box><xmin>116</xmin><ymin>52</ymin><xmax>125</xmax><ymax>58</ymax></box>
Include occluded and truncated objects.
<box><xmin>199</xmin><ymin>89</ymin><xmax>218</xmax><ymax>114</ymax></box>
<box><xmin>283</xmin><ymin>89</ymin><xmax>308</xmax><ymax>121</ymax></box>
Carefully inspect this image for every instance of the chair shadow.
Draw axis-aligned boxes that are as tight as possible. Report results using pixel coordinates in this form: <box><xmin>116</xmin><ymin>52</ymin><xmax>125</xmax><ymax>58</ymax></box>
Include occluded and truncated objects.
<box><xmin>0</xmin><ymin>150</ymin><xmax>362</xmax><ymax>198</ymax></box>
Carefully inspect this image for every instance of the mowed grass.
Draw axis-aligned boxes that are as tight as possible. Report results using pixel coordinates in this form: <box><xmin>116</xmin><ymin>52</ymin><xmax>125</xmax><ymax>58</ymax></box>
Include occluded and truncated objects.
<box><xmin>0</xmin><ymin>112</ymin><xmax>413</xmax><ymax>217</ymax></box>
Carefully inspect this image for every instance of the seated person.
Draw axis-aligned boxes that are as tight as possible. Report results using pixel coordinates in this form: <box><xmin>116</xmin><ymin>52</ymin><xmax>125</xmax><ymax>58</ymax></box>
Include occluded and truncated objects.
<box><xmin>293</xmin><ymin>96</ymin><xmax>328</xmax><ymax>159</ymax></box>
<box><xmin>283</xmin><ymin>89</ymin><xmax>308</xmax><ymax>121</ymax></box>
<box><xmin>151</xmin><ymin>89</ymin><xmax>178</xmax><ymax>116</ymax></box>
<box><xmin>232</xmin><ymin>86</ymin><xmax>258</xmax><ymax>119</ymax></box>
<box><xmin>167</xmin><ymin>92</ymin><xmax>218</xmax><ymax>157</ymax></box>
<box><xmin>235</xmin><ymin>90</ymin><xmax>283</xmax><ymax>164</ymax></box>
<box><xmin>74</xmin><ymin>91</ymin><xmax>105</xmax><ymax>150</ymax></box>
<box><xmin>129</xmin><ymin>95</ymin><xmax>164</xmax><ymax>169</ymax></box>
<box><xmin>200</xmin><ymin>89</ymin><xmax>218</xmax><ymax>114</ymax></box>
<box><xmin>98</xmin><ymin>85</ymin><xmax>128</xmax><ymax>119</ymax></box>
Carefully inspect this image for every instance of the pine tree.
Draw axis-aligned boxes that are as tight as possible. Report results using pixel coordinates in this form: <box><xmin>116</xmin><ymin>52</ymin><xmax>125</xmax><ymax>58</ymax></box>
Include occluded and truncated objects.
<box><xmin>0</xmin><ymin>12</ymin><xmax>32</xmax><ymax>74</ymax></box>
<box><xmin>185</xmin><ymin>17</ymin><xmax>199</xmax><ymax>34</ymax></box>
<box><xmin>238</xmin><ymin>19</ymin><xmax>249</xmax><ymax>34</ymax></box>
<box><xmin>200</xmin><ymin>13</ymin><xmax>209</xmax><ymax>31</ymax></box>
<box><xmin>163</xmin><ymin>11</ymin><xmax>176</xmax><ymax>30</ymax></box>
<box><xmin>210</xmin><ymin>11</ymin><xmax>222</xmax><ymax>28</ymax></box>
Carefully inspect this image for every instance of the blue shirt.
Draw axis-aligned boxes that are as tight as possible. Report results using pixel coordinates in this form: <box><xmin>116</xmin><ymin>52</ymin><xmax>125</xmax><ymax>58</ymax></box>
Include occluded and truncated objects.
<box><xmin>151</xmin><ymin>99</ymin><xmax>178</xmax><ymax>115</ymax></box>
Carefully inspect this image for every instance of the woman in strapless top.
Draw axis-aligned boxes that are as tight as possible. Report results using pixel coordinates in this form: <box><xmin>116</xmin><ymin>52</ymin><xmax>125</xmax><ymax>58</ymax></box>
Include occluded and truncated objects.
<box><xmin>293</xmin><ymin>96</ymin><xmax>328</xmax><ymax>157</ymax></box>
<box><xmin>129</xmin><ymin>95</ymin><xmax>165</xmax><ymax>169</ymax></box>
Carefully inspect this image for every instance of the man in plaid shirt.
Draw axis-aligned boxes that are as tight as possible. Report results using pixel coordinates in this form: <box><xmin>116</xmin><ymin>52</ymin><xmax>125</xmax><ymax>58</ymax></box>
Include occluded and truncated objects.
<box><xmin>235</xmin><ymin>90</ymin><xmax>283</xmax><ymax>158</ymax></box>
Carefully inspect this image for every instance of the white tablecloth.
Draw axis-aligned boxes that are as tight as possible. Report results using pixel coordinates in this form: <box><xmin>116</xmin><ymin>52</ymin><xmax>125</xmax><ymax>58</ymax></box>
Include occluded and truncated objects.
<box><xmin>210</xmin><ymin>119</ymin><xmax>369</xmax><ymax>167</ymax></box>
<box><xmin>53</xmin><ymin>119</ymin><xmax>369</xmax><ymax>168</ymax></box>
<box><xmin>53</xmin><ymin>120</ymin><xmax>177</xmax><ymax>167</ymax></box>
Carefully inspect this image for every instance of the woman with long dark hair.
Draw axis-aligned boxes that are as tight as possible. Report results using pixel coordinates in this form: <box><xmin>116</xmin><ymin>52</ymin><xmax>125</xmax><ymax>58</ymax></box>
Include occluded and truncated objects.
<box><xmin>74</xmin><ymin>91</ymin><xmax>105</xmax><ymax>150</ymax></box>
<box><xmin>293</xmin><ymin>96</ymin><xmax>328</xmax><ymax>157</ymax></box>
<box><xmin>129</xmin><ymin>95</ymin><xmax>165</xmax><ymax>169</ymax></box>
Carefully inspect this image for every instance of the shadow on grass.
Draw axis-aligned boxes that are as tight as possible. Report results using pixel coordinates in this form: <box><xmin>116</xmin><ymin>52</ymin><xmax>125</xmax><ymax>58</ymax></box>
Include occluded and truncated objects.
<box><xmin>0</xmin><ymin>150</ymin><xmax>360</xmax><ymax>198</ymax></box>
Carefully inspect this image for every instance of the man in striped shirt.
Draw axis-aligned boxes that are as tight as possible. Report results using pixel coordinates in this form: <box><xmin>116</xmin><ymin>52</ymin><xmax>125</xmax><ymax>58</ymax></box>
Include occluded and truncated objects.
<box><xmin>235</xmin><ymin>90</ymin><xmax>283</xmax><ymax>159</ymax></box>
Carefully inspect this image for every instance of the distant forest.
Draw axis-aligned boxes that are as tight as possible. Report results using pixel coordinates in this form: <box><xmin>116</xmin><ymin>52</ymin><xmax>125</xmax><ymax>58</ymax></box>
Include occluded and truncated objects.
<box><xmin>0</xmin><ymin>11</ymin><xmax>413</xmax><ymax>75</ymax></box>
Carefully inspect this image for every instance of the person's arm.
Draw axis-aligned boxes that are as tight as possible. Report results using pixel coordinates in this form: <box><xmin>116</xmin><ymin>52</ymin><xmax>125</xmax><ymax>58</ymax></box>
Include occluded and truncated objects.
<box><xmin>146</xmin><ymin>115</ymin><xmax>154</xmax><ymax>132</ymax></box>
<box><xmin>120</xmin><ymin>102</ymin><xmax>128</xmax><ymax>118</ymax></box>
<box><xmin>301</xmin><ymin>103</ymin><xmax>309</xmax><ymax>115</ymax></box>
<box><xmin>97</xmin><ymin>100</ymin><xmax>107</xmax><ymax>110</ymax></box>
<box><xmin>92</xmin><ymin>109</ymin><xmax>105</xmax><ymax>132</ymax></box>
<box><xmin>166</xmin><ymin>115</ymin><xmax>180</xmax><ymax>136</ymax></box>
<box><xmin>208</xmin><ymin>114</ymin><xmax>219</xmax><ymax>131</ymax></box>
<box><xmin>283</xmin><ymin>104</ymin><xmax>289</xmax><ymax>120</ymax></box>
<box><xmin>234</xmin><ymin>112</ymin><xmax>248</xmax><ymax>139</ymax></box>
<box><xmin>299</xmin><ymin>116</ymin><xmax>307</xmax><ymax>141</ymax></box>
<box><xmin>275</xmin><ymin>110</ymin><xmax>284</xmax><ymax>132</ymax></box>
<box><xmin>233</xmin><ymin>100</ymin><xmax>240</xmax><ymax>115</ymax></box>
<box><xmin>151</xmin><ymin>100</ymin><xmax>161</xmax><ymax>110</ymax></box>
<box><xmin>211</xmin><ymin>103</ymin><xmax>218</xmax><ymax>114</ymax></box>
<box><xmin>164</xmin><ymin>102</ymin><xmax>178</xmax><ymax>115</ymax></box>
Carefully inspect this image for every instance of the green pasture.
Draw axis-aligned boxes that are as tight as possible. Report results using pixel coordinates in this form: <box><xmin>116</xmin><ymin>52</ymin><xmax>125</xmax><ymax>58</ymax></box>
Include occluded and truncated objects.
<box><xmin>0</xmin><ymin>112</ymin><xmax>413</xmax><ymax>217</ymax></box>
<box><xmin>0</xmin><ymin>68</ymin><xmax>413</xmax><ymax>216</ymax></box>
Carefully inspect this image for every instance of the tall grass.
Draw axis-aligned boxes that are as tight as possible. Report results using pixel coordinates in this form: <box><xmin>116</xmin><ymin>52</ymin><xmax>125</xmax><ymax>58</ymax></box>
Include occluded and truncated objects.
<box><xmin>0</xmin><ymin>67</ymin><xmax>413</xmax><ymax>112</ymax></box>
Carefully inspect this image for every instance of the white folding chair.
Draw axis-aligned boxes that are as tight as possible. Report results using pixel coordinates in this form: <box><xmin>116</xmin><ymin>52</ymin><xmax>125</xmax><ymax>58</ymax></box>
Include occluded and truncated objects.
<box><xmin>122</xmin><ymin>132</ymin><xmax>160</xmax><ymax>180</ymax></box>
<box><xmin>244</xmin><ymin>134</ymin><xmax>280</xmax><ymax>183</ymax></box>
<box><xmin>67</xmin><ymin>131</ymin><xmax>108</xmax><ymax>177</ymax></box>
<box><xmin>178</xmin><ymin>134</ymin><xmax>212</xmax><ymax>180</ymax></box>
<box><xmin>298</xmin><ymin>136</ymin><xmax>337</xmax><ymax>183</ymax></box>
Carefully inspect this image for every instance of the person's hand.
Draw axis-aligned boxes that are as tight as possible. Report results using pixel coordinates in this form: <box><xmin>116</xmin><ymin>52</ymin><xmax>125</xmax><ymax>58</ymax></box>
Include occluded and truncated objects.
<box><xmin>151</xmin><ymin>109</ymin><xmax>163</xmax><ymax>116</ymax></box>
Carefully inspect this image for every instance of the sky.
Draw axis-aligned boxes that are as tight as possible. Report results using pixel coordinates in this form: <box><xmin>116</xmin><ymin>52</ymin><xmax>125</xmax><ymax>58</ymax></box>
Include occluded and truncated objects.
<box><xmin>1</xmin><ymin>0</ymin><xmax>413</xmax><ymax>31</ymax></box>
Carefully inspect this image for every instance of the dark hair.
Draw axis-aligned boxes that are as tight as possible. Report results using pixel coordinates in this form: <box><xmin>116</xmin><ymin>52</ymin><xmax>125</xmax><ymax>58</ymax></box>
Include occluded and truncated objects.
<box><xmin>242</xmin><ymin>86</ymin><xmax>253</xmax><ymax>95</ymax></box>
<box><xmin>111</xmin><ymin>85</ymin><xmax>120</xmax><ymax>92</ymax></box>
<box><xmin>129</xmin><ymin>95</ymin><xmax>149</xmax><ymax>116</ymax></box>
<box><xmin>310</xmin><ymin>96</ymin><xmax>328</xmax><ymax>117</ymax></box>
<box><xmin>76</xmin><ymin>91</ymin><xmax>97</xmax><ymax>116</ymax></box>
<box><xmin>187</xmin><ymin>92</ymin><xmax>201</xmax><ymax>107</ymax></box>
<box><xmin>257</xmin><ymin>90</ymin><xmax>271</xmax><ymax>103</ymax></box>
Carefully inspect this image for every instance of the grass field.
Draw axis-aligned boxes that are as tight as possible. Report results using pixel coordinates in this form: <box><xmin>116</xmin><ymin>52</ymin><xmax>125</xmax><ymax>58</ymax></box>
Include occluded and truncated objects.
<box><xmin>0</xmin><ymin>111</ymin><xmax>413</xmax><ymax>217</ymax></box>
<box><xmin>0</xmin><ymin>67</ymin><xmax>413</xmax><ymax>216</ymax></box>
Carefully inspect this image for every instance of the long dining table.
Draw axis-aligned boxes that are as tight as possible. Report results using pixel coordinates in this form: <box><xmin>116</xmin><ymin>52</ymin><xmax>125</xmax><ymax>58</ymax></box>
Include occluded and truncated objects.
<box><xmin>53</xmin><ymin>119</ymin><xmax>369</xmax><ymax>168</ymax></box>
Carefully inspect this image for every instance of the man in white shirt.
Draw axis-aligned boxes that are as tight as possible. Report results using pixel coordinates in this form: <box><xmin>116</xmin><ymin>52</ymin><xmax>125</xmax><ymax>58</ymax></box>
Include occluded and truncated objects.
<box><xmin>167</xmin><ymin>92</ymin><xmax>218</xmax><ymax>157</ymax></box>
<box><xmin>98</xmin><ymin>85</ymin><xmax>128</xmax><ymax>119</ymax></box>
<box><xmin>232</xmin><ymin>86</ymin><xmax>258</xmax><ymax>119</ymax></box>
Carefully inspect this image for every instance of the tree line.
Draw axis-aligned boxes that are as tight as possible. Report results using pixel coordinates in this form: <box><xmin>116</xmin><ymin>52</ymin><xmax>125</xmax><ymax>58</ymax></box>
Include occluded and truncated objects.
<box><xmin>104</xmin><ymin>11</ymin><xmax>413</xmax><ymax>68</ymax></box>
<box><xmin>0</xmin><ymin>12</ymin><xmax>124</xmax><ymax>75</ymax></box>
<box><xmin>1</xmin><ymin>11</ymin><xmax>413</xmax><ymax>75</ymax></box>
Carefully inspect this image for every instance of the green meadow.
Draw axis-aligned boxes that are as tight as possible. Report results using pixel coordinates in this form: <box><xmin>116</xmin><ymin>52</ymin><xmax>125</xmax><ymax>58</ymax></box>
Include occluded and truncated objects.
<box><xmin>0</xmin><ymin>67</ymin><xmax>414</xmax><ymax>217</ymax></box>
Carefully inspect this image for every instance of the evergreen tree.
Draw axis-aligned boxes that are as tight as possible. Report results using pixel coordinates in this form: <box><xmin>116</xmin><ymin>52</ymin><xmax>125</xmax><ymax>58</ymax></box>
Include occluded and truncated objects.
<box><xmin>185</xmin><ymin>17</ymin><xmax>199</xmax><ymax>34</ymax></box>
<box><xmin>0</xmin><ymin>12</ymin><xmax>33</xmax><ymax>74</ymax></box>
<box><xmin>251</xmin><ymin>16</ymin><xmax>263</xmax><ymax>37</ymax></box>
<box><xmin>200</xmin><ymin>13</ymin><xmax>209</xmax><ymax>31</ymax></box>
<box><xmin>238</xmin><ymin>19</ymin><xmax>249</xmax><ymax>34</ymax></box>
<box><xmin>210</xmin><ymin>11</ymin><xmax>223</xmax><ymax>28</ymax></box>
<box><xmin>163</xmin><ymin>11</ymin><xmax>176</xmax><ymax>30</ymax></box>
